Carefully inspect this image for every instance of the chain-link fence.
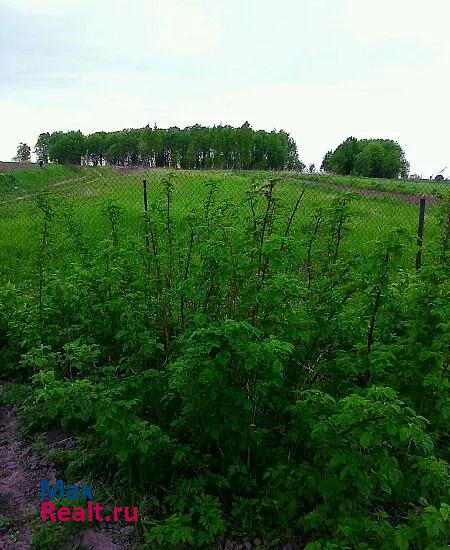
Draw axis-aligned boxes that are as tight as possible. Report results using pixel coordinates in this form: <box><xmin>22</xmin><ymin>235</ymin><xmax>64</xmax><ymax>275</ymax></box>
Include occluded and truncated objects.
<box><xmin>1</xmin><ymin>168</ymin><xmax>449</xmax><ymax>280</ymax></box>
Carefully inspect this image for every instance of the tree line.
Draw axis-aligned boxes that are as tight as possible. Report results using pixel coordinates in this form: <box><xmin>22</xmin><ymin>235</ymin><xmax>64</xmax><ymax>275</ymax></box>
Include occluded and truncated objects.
<box><xmin>321</xmin><ymin>137</ymin><xmax>409</xmax><ymax>179</ymax></box>
<box><xmin>31</xmin><ymin>123</ymin><xmax>302</xmax><ymax>171</ymax></box>
<box><xmin>14</xmin><ymin>127</ymin><xmax>412</xmax><ymax>179</ymax></box>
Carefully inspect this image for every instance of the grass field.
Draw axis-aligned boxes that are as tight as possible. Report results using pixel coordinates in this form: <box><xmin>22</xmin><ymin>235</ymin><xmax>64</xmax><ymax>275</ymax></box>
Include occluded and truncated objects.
<box><xmin>0</xmin><ymin>168</ymin><xmax>446</xmax><ymax>279</ymax></box>
<box><xmin>293</xmin><ymin>172</ymin><xmax>450</xmax><ymax>198</ymax></box>
<box><xmin>0</xmin><ymin>164</ymin><xmax>98</xmax><ymax>198</ymax></box>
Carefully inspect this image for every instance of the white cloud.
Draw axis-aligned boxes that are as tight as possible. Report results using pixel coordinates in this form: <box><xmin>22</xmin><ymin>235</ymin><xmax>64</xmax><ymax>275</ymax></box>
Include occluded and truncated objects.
<box><xmin>1</xmin><ymin>0</ymin><xmax>449</xmax><ymax>176</ymax></box>
<box><xmin>2</xmin><ymin>0</ymin><xmax>222</xmax><ymax>57</ymax></box>
<box><xmin>152</xmin><ymin>1</ymin><xmax>221</xmax><ymax>55</ymax></box>
<box><xmin>341</xmin><ymin>0</ymin><xmax>450</xmax><ymax>43</ymax></box>
<box><xmin>90</xmin><ymin>0</ymin><xmax>222</xmax><ymax>57</ymax></box>
<box><xmin>160</xmin><ymin>80</ymin><xmax>449</xmax><ymax>176</ymax></box>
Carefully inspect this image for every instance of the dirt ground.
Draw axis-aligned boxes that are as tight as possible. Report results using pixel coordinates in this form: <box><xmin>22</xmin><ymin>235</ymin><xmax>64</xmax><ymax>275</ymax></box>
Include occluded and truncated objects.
<box><xmin>0</xmin><ymin>404</ymin><xmax>132</xmax><ymax>550</ymax></box>
<box><xmin>0</xmin><ymin>401</ymin><xmax>307</xmax><ymax>549</ymax></box>
<box><xmin>300</xmin><ymin>178</ymin><xmax>441</xmax><ymax>204</ymax></box>
<box><xmin>0</xmin><ymin>162</ymin><xmax>38</xmax><ymax>172</ymax></box>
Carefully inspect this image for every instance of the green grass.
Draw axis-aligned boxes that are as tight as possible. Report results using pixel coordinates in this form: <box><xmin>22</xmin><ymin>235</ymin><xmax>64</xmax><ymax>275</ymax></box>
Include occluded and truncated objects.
<box><xmin>0</xmin><ymin>164</ymin><xmax>107</xmax><ymax>199</ymax></box>
<box><xmin>0</xmin><ymin>169</ymin><xmax>445</xmax><ymax>280</ymax></box>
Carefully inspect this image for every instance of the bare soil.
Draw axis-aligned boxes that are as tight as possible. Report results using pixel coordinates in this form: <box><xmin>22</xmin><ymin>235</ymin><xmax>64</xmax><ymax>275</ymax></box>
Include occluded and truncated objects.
<box><xmin>0</xmin><ymin>404</ymin><xmax>132</xmax><ymax>550</ymax></box>
<box><xmin>300</xmin><ymin>179</ymin><xmax>441</xmax><ymax>204</ymax></box>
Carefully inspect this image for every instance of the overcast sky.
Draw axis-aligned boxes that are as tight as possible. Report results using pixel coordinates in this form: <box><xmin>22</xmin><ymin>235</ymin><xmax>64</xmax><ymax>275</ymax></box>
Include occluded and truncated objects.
<box><xmin>1</xmin><ymin>0</ymin><xmax>449</xmax><ymax>177</ymax></box>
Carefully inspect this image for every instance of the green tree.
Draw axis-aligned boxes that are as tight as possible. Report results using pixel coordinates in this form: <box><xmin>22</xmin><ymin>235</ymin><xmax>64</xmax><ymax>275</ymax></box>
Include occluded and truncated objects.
<box><xmin>323</xmin><ymin>137</ymin><xmax>361</xmax><ymax>175</ymax></box>
<box><xmin>48</xmin><ymin>131</ymin><xmax>85</xmax><ymax>165</ymax></box>
<box><xmin>14</xmin><ymin>142</ymin><xmax>31</xmax><ymax>162</ymax></box>
<box><xmin>34</xmin><ymin>133</ymin><xmax>50</xmax><ymax>163</ymax></box>
<box><xmin>85</xmin><ymin>132</ymin><xmax>106</xmax><ymax>166</ymax></box>
<box><xmin>323</xmin><ymin>137</ymin><xmax>409</xmax><ymax>179</ymax></box>
<box><xmin>39</xmin><ymin>124</ymin><xmax>302</xmax><ymax>171</ymax></box>
<box><xmin>353</xmin><ymin>141</ymin><xmax>386</xmax><ymax>178</ymax></box>
<box><xmin>321</xmin><ymin>150</ymin><xmax>333</xmax><ymax>171</ymax></box>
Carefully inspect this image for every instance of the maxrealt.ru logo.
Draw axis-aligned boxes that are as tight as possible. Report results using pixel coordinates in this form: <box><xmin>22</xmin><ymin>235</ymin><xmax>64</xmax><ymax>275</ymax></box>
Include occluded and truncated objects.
<box><xmin>40</xmin><ymin>480</ymin><xmax>138</xmax><ymax>523</ymax></box>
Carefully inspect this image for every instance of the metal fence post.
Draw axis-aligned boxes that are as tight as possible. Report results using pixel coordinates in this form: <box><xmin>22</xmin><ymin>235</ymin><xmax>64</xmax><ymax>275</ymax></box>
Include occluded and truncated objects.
<box><xmin>415</xmin><ymin>196</ymin><xmax>426</xmax><ymax>270</ymax></box>
<box><xmin>143</xmin><ymin>179</ymin><xmax>150</xmax><ymax>251</ymax></box>
<box><xmin>143</xmin><ymin>178</ymin><xmax>148</xmax><ymax>214</ymax></box>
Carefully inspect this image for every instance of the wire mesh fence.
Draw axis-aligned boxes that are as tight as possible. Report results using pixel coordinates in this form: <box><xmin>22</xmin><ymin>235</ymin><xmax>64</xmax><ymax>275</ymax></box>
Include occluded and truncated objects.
<box><xmin>0</xmin><ymin>168</ymin><xmax>449</xmax><ymax>280</ymax></box>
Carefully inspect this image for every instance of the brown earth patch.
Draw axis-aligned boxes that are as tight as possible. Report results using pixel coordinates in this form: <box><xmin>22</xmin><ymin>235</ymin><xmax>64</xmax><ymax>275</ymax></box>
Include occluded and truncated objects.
<box><xmin>0</xmin><ymin>404</ymin><xmax>133</xmax><ymax>549</ymax></box>
<box><xmin>298</xmin><ymin>179</ymin><xmax>441</xmax><ymax>204</ymax></box>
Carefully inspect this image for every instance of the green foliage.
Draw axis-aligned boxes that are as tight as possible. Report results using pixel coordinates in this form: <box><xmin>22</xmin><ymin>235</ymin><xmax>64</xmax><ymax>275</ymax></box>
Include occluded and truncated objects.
<box><xmin>322</xmin><ymin>137</ymin><xmax>409</xmax><ymax>179</ymax></box>
<box><xmin>0</xmin><ymin>172</ymin><xmax>17</xmax><ymax>195</ymax></box>
<box><xmin>31</xmin><ymin>505</ymin><xmax>82</xmax><ymax>550</ymax></box>
<box><xmin>14</xmin><ymin>142</ymin><xmax>31</xmax><ymax>162</ymax></box>
<box><xmin>0</xmin><ymin>515</ymin><xmax>12</xmax><ymax>532</ymax></box>
<box><xmin>0</xmin><ymin>176</ymin><xmax>449</xmax><ymax>548</ymax></box>
<box><xmin>48</xmin><ymin>130</ymin><xmax>86</xmax><ymax>165</ymax></box>
<box><xmin>34</xmin><ymin>133</ymin><xmax>51</xmax><ymax>163</ymax></box>
<box><xmin>37</xmin><ymin>123</ymin><xmax>303</xmax><ymax>170</ymax></box>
